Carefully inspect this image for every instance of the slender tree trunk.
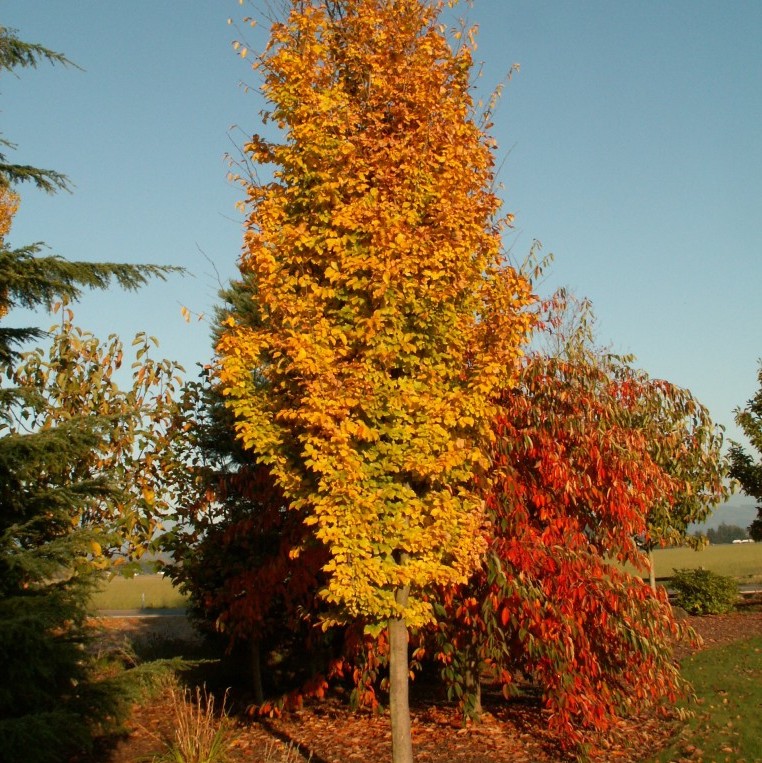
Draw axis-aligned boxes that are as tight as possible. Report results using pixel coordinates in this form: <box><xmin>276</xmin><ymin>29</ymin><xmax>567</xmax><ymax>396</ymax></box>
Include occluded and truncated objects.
<box><xmin>648</xmin><ymin>547</ymin><xmax>657</xmax><ymax>593</ymax></box>
<box><xmin>251</xmin><ymin>637</ymin><xmax>264</xmax><ymax>706</ymax></box>
<box><xmin>465</xmin><ymin>666</ymin><xmax>482</xmax><ymax>718</ymax></box>
<box><xmin>389</xmin><ymin>584</ymin><xmax>413</xmax><ymax>763</ymax></box>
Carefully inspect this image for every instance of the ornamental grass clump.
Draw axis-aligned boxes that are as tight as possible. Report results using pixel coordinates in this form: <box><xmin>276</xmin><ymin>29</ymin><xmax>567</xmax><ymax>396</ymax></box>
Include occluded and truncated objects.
<box><xmin>153</xmin><ymin>684</ymin><xmax>234</xmax><ymax>763</ymax></box>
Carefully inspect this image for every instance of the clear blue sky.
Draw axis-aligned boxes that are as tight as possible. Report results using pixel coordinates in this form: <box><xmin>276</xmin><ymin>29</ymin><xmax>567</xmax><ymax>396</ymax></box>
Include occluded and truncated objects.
<box><xmin>3</xmin><ymin>0</ymin><xmax>761</xmax><ymax>447</ymax></box>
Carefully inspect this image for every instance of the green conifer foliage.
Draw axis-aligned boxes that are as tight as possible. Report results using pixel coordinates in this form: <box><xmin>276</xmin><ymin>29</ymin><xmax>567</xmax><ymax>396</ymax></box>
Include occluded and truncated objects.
<box><xmin>0</xmin><ymin>27</ymin><xmax>181</xmax><ymax>761</ymax></box>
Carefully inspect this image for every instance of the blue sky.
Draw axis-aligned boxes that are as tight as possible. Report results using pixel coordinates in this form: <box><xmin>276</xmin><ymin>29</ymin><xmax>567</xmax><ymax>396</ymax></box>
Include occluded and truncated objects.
<box><xmin>3</xmin><ymin>0</ymin><xmax>761</xmax><ymax>447</ymax></box>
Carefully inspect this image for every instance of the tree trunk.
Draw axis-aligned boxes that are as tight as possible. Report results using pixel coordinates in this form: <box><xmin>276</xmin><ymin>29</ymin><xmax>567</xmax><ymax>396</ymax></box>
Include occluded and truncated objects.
<box><xmin>465</xmin><ymin>666</ymin><xmax>482</xmax><ymax>718</ymax></box>
<box><xmin>251</xmin><ymin>637</ymin><xmax>264</xmax><ymax>706</ymax></box>
<box><xmin>648</xmin><ymin>547</ymin><xmax>657</xmax><ymax>593</ymax></box>
<box><xmin>389</xmin><ymin>584</ymin><xmax>413</xmax><ymax>763</ymax></box>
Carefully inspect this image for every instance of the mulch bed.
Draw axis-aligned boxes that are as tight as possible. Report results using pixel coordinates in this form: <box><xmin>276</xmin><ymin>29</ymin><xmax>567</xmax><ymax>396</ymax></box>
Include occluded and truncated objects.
<box><xmin>95</xmin><ymin>609</ymin><xmax>762</xmax><ymax>763</ymax></box>
<box><xmin>683</xmin><ymin>608</ymin><xmax>762</xmax><ymax>650</ymax></box>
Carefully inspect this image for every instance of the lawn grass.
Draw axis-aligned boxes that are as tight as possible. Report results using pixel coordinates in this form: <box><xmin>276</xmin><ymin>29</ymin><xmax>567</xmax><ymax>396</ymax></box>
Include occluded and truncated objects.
<box><xmin>653</xmin><ymin>636</ymin><xmax>762</xmax><ymax>763</ymax></box>
<box><xmin>651</xmin><ymin>543</ymin><xmax>762</xmax><ymax>584</ymax></box>
<box><xmin>90</xmin><ymin>573</ymin><xmax>188</xmax><ymax>610</ymax></box>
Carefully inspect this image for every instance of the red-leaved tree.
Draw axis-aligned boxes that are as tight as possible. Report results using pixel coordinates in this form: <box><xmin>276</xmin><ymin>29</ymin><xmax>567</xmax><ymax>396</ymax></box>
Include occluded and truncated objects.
<box><xmin>429</xmin><ymin>295</ymin><xmax>725</xmax><ymax>753</ymax></box>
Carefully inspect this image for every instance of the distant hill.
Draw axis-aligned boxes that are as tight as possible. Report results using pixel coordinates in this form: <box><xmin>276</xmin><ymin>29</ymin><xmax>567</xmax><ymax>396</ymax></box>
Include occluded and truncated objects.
<box><xmin>690</xmin><ymin>493</ymin><xmax>759</xmax><ymax>533</ymax></box>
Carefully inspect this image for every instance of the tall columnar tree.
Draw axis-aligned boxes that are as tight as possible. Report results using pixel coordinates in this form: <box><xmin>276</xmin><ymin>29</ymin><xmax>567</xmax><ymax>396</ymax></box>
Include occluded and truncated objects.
<box><xmin>729</xmin><ymin>363</ymin><xmax>762</xmax><ymax>541</ymax></box>
<box><xmin>0</xmin><ymin>27</ymin><xmax>181</xmax><ymax>762</ymax></box>
<box><xmin>217</xmin><ymin>1</ymin><xmax>534</xmax><ymax>759</ymax></box>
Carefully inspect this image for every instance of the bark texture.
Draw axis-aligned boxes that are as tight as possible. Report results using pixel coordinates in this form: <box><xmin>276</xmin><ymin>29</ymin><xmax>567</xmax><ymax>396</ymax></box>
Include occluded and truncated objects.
<box><xmin>389</xmin><ymin>585</ymin><xmax>413</xmax><ymax>763</ymax></box>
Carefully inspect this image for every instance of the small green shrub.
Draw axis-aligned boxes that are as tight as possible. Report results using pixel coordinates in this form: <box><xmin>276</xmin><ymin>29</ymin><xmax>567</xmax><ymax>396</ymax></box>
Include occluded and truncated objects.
<box><xmin>670</xmin><ymin>567</ymin><xmax>738</xmax><ymax>615</ymax></box>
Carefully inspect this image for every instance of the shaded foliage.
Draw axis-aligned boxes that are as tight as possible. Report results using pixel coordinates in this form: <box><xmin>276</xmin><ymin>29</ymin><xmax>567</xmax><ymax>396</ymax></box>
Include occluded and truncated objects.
<box><xmin>161</xmin><ymin>367</ymin><xmax>330</xmax><ymax>705</ymax></box>
<box><xmin>0</xmin><ymin>312</ymin><xmax>183</xmax><ymax>763</ymax></box>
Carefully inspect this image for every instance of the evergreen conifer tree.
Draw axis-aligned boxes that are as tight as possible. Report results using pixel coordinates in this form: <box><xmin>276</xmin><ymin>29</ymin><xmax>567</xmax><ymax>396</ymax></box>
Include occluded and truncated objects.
<box><xmin>0</xmin><ymin>26</ymin><xmax>180</xmax><ymax>761</ymax></box>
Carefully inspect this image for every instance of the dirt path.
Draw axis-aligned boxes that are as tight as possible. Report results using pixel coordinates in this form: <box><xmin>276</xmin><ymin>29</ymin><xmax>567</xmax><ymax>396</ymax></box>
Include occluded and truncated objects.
<box><xmin>91</xmin><ymin>612</ymin><xmax>202</xmax><ymax>648</ymax></box>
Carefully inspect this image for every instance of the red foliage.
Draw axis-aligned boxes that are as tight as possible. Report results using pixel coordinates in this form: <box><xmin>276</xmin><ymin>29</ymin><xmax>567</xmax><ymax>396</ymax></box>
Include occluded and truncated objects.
<box><xmin>433</xmin><ymin>354</ymin><xmax>694</xmax><ymax>752</ymax></box>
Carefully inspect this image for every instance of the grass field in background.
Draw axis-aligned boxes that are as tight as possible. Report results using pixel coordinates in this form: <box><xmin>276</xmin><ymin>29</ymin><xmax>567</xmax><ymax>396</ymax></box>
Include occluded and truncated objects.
<box><xmin>652</xmin><ymin>635</ymin><xmax>762</xmax><ymax>762</ymax></box>
<box><xmin>90</xmin><ymin>573</ymin><xmax>188</xmax><ymax>611</ymax></box>
<box><xmin>90</xmin><ymin>544</ymin><xmax>761</xmax><ymax>611</ymax></box>
<box><xmin>651</xmin><ymin>544</ymin><xmax>762</xmax><ymax>584</ymax></box>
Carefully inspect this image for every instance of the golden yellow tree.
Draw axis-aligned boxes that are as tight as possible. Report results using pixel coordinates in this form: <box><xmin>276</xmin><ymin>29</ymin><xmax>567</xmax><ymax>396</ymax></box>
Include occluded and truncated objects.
<box><xmin>218</xmin><ymin>2</ymin><xmax>533</xmax><ymax>759</ymax></box>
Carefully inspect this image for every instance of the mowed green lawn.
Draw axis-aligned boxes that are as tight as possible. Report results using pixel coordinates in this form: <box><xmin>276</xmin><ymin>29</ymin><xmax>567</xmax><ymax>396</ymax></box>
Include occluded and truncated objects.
<box><xmin>89</xmin><ymin>573</ymin><xmax>188</xmax><ymax>611</ymax></box>
<box><xmin>652</xmin><ymin>635</ymin><xmax>762</xmax><ymax>762</ymax></box>
<box><xmin>651</xmin><ymin>543</ymin><xmax>762</xmax><ymax>584</ymax></box>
